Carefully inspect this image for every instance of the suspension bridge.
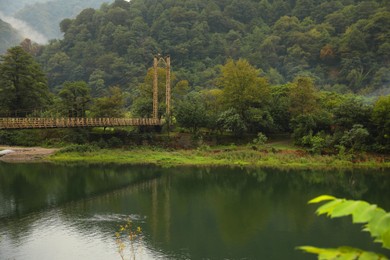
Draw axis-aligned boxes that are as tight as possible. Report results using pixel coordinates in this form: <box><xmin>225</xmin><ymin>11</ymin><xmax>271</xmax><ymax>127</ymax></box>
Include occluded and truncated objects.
<box><xmin>0</xmin><ymin>55</ymin><xmax>171</xmax><ymax>130</ymax></box>
<box><xmin>0</xmin><ymin>117</ymin><xmax>163</xmax><ymax>129</ymax></box>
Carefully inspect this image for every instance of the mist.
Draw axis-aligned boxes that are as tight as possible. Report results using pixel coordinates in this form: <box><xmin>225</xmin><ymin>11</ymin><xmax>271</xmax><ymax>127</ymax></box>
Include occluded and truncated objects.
<box><xmin>0</xmin><ymin>11</ymin><xmax>48</xmax><ymax>44</ymax></box>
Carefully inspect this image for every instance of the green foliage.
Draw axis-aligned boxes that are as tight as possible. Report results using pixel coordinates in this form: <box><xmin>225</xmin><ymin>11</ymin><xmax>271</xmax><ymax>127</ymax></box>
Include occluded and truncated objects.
<box><xmin>0</xmin><ymin>130</ymin><xmax>42</xmax><ymax>146</ymax></box>
<box><xmin>28</xmin><ymin>0</ymin><xmax>389</xmax><ymax>96</ymax></box>
<box><xmin>372</xmin><ymin>95</ymin><xmax>390</xmax><ymax>150</ymax></box>
<box><xmin>340</xmin><ymin>124</ymin><xmax>370</xmax><ymax>151</ymax></box>
<box><xmin>333</xmin><ymin>96</ymin><xmax>372</xmax><ymax>131</ymax></box>
<box><xmin>107</xmin><ymin>136</ymin><xmax>123</xmax><ymax>148</ymax></box>
<box><xmin>302</xmin><ymin>132</ymin><xmax>328</xmax><ymax>155</ymax></box>
<box><xmin>0</xmin><ymin>46</ymin><xmax>50</xmax><ymax>114</ymax></box>
<box><xmin>298</xmin><ymin>195</ymin><xmax>390</xmax><ymax>260</ymax></box>
<box><xmin>217</xmin><ymin>59</ymin><xmax>270</xmax><ymax>117</ymax></box>
<box><xmin>252</xmin><ymin>132</ymin><xmax>268</xmax><ymax>146</ymax></box>
<box><xmin>217</xmin><ymin>108</ymin><xmax>247</xmax><ymax>137</ymax></box>
<box><xmin>58</xmin><ymin>81</ymin><xmax>91</xmax><ymax>117</ymax></box>
<box><xmin>288</xmin><ymin>76</ymin><xmax>319</xmax><ymax>117</ymax></box>
<box><xmin>176</xmin><ymin>92</ymin><xmax>208</xmax><ymax>134</ymax></box>
<box><xmin>299</xmin><ymin>246</ymin><xmax>387</xmax><ymax>260</ymax></box>
<box><xmin>290</xmin><ymin>114</ymin><xmax>317</xmax><ymax>144</ymax></box>
<box><xmin>58</xmin><ymin>144</ymin><xmax>99</xmax><ymax>154</ymax></box>
<box><xmin>90</xmin><ymin>86</ymin><xmax>126</xmax><ymax>118</ymax></box>
<box><xmin>216</xmin><ymin>59</ymin><xmax>272</xmax><ymax>134</ymax></box>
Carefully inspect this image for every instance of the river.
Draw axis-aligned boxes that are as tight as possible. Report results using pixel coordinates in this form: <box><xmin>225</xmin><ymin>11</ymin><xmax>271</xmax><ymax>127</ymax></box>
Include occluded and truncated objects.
<box><xmin>0</xmin><ymin>163</ymin><xmax>389</xmax><ymax>259</ymax></box>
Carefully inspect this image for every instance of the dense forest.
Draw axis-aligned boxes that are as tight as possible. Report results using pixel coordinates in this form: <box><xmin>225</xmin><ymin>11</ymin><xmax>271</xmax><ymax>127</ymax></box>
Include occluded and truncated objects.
<box><xmin>36</xmin><ymin>0</ymin><xmax>390</xmax><ymax>94</ymax></box>
<box><xmin>0</xmin><ymin>0</ymin><xmax>389</xmax><ymax>153</ymax></box>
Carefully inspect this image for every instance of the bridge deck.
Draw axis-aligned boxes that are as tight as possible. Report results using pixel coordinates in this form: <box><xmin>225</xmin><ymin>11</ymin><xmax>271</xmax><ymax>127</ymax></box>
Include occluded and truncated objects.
<box><xmin>0</xmin><ymin>117</ymin><xmax>162</xmax><ymax>129</ymax></box>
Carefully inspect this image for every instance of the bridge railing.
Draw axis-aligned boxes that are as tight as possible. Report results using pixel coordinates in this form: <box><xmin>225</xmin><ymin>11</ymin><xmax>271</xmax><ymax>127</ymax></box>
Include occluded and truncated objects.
<box><xmin>0</xmin><ymin>117</ymin><xmax>163</xmax><ymax>129</ymax></box>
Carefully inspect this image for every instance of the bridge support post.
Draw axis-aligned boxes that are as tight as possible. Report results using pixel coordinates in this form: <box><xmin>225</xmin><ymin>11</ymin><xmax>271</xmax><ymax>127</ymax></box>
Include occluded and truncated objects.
<box><xmin>165</xmin><ymin>55</ymin><xmax>171</xmax><ymax>118</ymax></box>
<box><xmin>153</xmin><ymin>56</ymin><xmax>159</xmax><ymax>120</ymax></box>
<box><xmin>165</xmin><ymin>55</ymin><xmax>171</xmax><ymax>135</ymax></box>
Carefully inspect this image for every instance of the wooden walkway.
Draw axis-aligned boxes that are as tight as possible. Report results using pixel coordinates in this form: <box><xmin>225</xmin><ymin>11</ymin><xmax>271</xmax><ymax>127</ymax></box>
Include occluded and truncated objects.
<box><xmin>0</xmin><ymin>117</ymin><xmax>162</xmax><ymax>129</ymax></box>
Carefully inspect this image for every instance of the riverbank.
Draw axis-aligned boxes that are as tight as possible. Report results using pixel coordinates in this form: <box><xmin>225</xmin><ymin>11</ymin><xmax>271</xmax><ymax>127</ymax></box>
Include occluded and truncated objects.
<box><xmin>0</xmin><ymin>146</ymin><xmax>58</xmax><ymax>162</ymax></box>
<box><xmin>1</xmin><ymin>145</ymin><xmax>388</xmax><ymax>169</ymax></box>
<box><xmin>48</xmin><ymin>145</ymin><xmax>389</xmax><ymax>169</ymax></box>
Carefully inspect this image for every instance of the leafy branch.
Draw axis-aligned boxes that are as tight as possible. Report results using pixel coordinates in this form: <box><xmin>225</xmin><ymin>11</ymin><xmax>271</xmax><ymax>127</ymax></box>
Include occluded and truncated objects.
<box><xmin>298</xmin><ymin>195</ymin><xmax>390</xmax><ymax>260</ymax></box>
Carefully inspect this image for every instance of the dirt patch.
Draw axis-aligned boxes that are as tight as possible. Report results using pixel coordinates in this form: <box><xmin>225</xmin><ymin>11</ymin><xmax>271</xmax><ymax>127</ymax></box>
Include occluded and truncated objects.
<box><xmin>0</xmin><ymin>146</ymin><xmax>58</xmax><ymax>162</ymax></box>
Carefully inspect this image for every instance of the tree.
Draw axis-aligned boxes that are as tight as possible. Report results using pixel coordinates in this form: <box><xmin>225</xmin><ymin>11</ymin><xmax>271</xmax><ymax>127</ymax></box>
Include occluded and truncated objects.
<box><xmin>0</xmin><ymin>46</ymin><xmax>50</xmax><ymax>115</ymax></box>
<box><xmin>201</xmin><ymin>88</ymin><xmax>224</xmax><ymax>132</ymax></box>
<box><xmin>217</xmin><ymin>108</ymin><xmax>247</xmax><ymax>137</ymax></box>
<box><xmin>270</xmin><ymin>84</ymin><xmax>292</xmax><ymax>132</ymax></box>
<box><xmin>90</xmin><ymin>86</ymin><xmax>126</xmax><ymax>118</ymax></box>
<box><xmin>88</xmin><ymin>69</ymin><xmax>106</xmax><ymax>97</ymax></box>
<box><xmin>372</xmin><ymin>95</ymin><xmax>390</xmax><ymax>150</ymax></box>
<box><xmin>290</xmin><ymin>114</ymin><xmax>317</xmax><ymax>144</ymax></box>
<box><xmin>58</xmin><ymin>81</ymin><xmax>91</xmax><ymax>117</ymax></box>
<box><xmin>288</xmin><ymin>76</ymin><xmax>319</xmax><ymax>118</ymax></box>
<box><xmin>45</xmin><ymin>51</ymin><xmax>75</xmax><ymax>89</ymax></box>
<box><xmin>333</xmin><ymin>96</ymin><xmax>372</xmax><ymax>131</ymax></box>
<box><xmin>340</xmin><ymin>124</ymin><xmax>370</xmax><ymax>151</ymax></box>
<box><xmin>217</xmin><ymin>59</ymin><xmax>270</xmax><ymax>127</ymax></box>
<box><xmin>176</xmin><ymin>92</ymin><xmax>208</xmax><ymax>134</ymax></box>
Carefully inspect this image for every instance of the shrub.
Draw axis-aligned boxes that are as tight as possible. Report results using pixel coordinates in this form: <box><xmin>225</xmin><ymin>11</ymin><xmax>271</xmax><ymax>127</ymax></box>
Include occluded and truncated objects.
<box><xmin>107</xmin><ymin>137</ymin><xmax>122</xmax><ymax>148</ymax></box>
<box><xmin>58</xmin><ymin>144</ymin><xmax>99</xmax><ymax>153</ymax></box>
<box><xmin>252</xmin><ymin>132</ymin><xmax>268</xmax><ymax>146</ymax></box>
<box><xmin>302</xmin><ymin>132</ymin><xmax>327</xmax><ymax>154</ymax></box>
<box><xmin>340</xmin><ymin>124</ymin><xmax>369</xmax><ymax>151</ymax></box>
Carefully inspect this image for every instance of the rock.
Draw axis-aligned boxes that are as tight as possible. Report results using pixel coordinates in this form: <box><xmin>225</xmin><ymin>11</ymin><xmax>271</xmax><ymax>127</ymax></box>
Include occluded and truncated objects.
<box><xmin>0</xmin><ymin>149</ymin><xmax>15</xmax><ymax>156</ymax></box>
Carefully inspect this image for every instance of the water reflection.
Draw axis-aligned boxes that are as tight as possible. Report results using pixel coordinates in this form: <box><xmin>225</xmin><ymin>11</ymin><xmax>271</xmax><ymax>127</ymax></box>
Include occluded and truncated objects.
<box><xmin>0</xmin><ymin>163</ymin><xmax>389</xmax><ymax>259</ymax></box>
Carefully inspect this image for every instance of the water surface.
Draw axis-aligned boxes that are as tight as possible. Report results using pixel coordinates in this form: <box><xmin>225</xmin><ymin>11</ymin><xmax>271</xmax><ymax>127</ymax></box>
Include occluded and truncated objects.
<box><xmin>0</xmin><ymin>163</ymin><xmax>389</xmax><ymax>259</ymax></box>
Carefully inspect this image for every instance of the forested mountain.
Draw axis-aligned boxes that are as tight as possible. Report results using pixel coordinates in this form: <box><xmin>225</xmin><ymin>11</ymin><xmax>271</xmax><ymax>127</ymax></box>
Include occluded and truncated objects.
<box><xmin>37</xmin><ymin>0</ymin><xmax>390</xmax><ymax>95</ymax></box>
<box><xmin>0</xmin><ymin>19</ymin><xmax>21</xmax><ymax>53</ymax></box>
<box><xmin>13</xmin><ymin>0</ymin><xmax>112</xmax><ymax>40</ymax></box>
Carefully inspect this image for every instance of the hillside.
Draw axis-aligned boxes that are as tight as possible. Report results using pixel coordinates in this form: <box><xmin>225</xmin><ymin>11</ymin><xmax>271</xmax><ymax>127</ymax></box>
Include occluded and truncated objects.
<box><xmin>14</xmin><ymin>0</ymin><xmax>112</xmax><ymax>40</ymax></box>
<box><xmin>0</xmin><ymin>19</ymin><xmax>22</xmax><ymax>54</ymax></box>
<box><xmin>37</xmin><ymin>0</ymin><xmax>390</xmax><ymax>95</ymax></box>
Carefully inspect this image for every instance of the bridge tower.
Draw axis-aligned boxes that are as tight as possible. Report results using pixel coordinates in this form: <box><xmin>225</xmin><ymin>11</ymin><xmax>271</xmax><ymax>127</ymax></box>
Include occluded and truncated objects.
<box><xmin>152</xmin><ymin>54</ymin><xmax>171</xmax><ymax>120</ymax></box>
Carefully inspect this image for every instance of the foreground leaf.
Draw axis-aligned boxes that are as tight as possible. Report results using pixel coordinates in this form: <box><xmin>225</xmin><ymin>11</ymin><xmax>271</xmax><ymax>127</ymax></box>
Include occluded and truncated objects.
<box><xmin>310</xmin><ymin>196</ymin><xmax>390</xmax><ymax>249</ymax></box>
<box><xmin>297</xmin><ymin>246</ymin><xmax>388</xmax><ymax>260</ymax></box>
<box><xmin>316</xmin><ymin>199</ymin><xmax>344</xmax><ymax>216</ymax></box>
<box><xmin>309</xmin><ymin>195</ymin><xmax>337</xmax><ymax>204</ymax></box>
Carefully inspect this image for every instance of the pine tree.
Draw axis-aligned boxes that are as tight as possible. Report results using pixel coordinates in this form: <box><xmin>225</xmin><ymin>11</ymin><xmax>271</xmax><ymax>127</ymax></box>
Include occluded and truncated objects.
<box><xmin>0</xmin><ymin>46</ymin><xmax>50</xmax><ymax>116</ymax></box>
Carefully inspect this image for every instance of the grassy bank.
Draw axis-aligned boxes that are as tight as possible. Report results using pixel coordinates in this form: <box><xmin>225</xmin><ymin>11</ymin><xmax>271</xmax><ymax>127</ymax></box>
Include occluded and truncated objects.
<box><xmin>49</xmin><ymin>145</ymin><xmax>390</xmax><ymax>170</ymax></box>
